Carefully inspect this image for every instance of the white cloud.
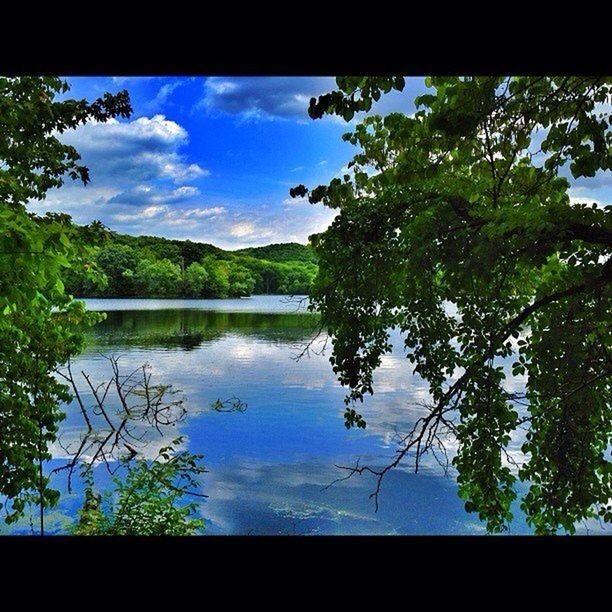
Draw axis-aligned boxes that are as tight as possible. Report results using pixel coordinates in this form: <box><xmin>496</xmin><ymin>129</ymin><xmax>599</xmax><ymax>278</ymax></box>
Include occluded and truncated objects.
<box><xmin>283</xmin><ymin>196</ymin><xmax>308</xmax><ymax>206</ymax></box>
<box><xmin>199</xmin><ymin>76</ymin><xmax>337</xmax><ymax>121</ymax></box>
<box><xmin>137</xmin><ymin>152</ymin><xmax>208</xmax><ymax>183</ymax></box>
<box><xmin>569</xmin><ymin>195</ymin><xmax>609</xmax><ymax>209</ymax></box>
<box><xmin>229</xmin><ymin>221</ymin><xmax>273</xmax><ymax>239</ymax></box>
<box><xmin>109</xmin><ymin>184</ymin><xmax>201</xmax><ymax>206</ymax></box>
<box><xmin>111</xmin><ymin>76</ymin><xmax>160</xmax><ymax>85</ymax></box>
<box><xmin>198</xmin><ymin>76</ymin><xmax>429</xmax><ymax>124</ymax></box>
<box><xmin>564</xmin><ymin>168</ymin><xmax>612</xmax><ymax>192</ymax></box>
<box><xmin>114</xmin><ymin>205</ymin><xmax>167</xmax><ymax>222</ymax></box>
<box><xmin>58</xmin><ymin>114</ymin><xmax>208</xmax><ymax>186</ymax></box>
<box><xmin>114</xmin><ymin>204</ymin><xmax>226</xmax><ymax>226</ymax></box>
<box><xmin>146</xmin><ymin>80</ymin><xmax>185</xmax><ymax>111</ymax></box>
<box><xmin>64</xmin><ymin>114</ymin><xmax>188</xmax><ymax>150</ymax></box>
<box><xmin>165</xmin><ymin>207</ymin><xmax>226</xmax><ymax>226</ymax></box>
<box><xmin>182</xmin><ymin>206</ymin><xmax>225</xmax><ymax>218</ymax></box>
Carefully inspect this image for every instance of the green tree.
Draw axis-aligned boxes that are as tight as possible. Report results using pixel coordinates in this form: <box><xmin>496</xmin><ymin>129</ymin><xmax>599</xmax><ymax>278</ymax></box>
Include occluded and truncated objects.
<box><xmin>184</xmin><ymin>261</ymin><xmax>209</xmax><ymax>297</ymax></box>
<box><xmin>236</xmin><ymin>242</ymin><xmax>318</xmax><ymax>264</ymax></box>
<box><xmin>63</xmin><ymin>246</ymin><xmax>108</xmax><ymax>297</ymax></box>
<box><xmin>237</xmin><ymin>256</ymin><xmax>280</xmax><ymax>293</ymax></box>
<box><xmin>276</xmin><ymin>262</ymin><xmax>317</xmax><ymax>294</ymax></box>
<box><xmin>133</xmin><ymin>258</ymin><xmax>182</xmax><ymax>297</ymax></box>
<box><xmin>0</xmin><ymin>76</ymin><xmax>131</xmax><ymax>527</ymax></box>
<box><xmin>202</xmin><ymin>256</ymin><xmax>230</xmax><ymax>298</ymax></box>
<box><xmin>96</xmin><ymin>242</ymin><xmax>139</xmax><ymax>296</ymax></box>
<box><xmin>294</xmin><ymin>76</ymin><xmax>611</xmax><ymax>534</ymax></box>
<box><xmin>228</xmin><ymin>262</ymin><xmax>256</xmax><ymax>297</ymax></box>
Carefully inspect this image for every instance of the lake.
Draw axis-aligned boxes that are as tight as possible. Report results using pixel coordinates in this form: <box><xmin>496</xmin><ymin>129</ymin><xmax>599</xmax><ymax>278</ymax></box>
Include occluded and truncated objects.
<box><xmin>4</xmin><ymin>296</ymin><xmax>605</xmax><ymax>535</ymax></box>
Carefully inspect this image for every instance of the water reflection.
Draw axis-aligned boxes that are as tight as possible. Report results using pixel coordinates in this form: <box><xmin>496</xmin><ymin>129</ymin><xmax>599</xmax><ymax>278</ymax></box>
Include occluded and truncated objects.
<box><xmin>202</xmin><ymin>460</ymin><xmax>500</xmax><ymax>535</ymax></box>
<box><xmin>89</xmin><ymin>309</ymin><xmax>318</xmax><ymax>350</ymax></box>
<box><xmin>6</xmin><ymin>296</ymin><xmax>604</xmax><ymax>535</ymax></box>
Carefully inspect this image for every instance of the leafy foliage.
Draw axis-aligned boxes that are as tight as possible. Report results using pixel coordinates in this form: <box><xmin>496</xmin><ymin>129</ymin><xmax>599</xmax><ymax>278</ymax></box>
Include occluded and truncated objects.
<box><xmin>235</xmin><ymin>242</ymin><xmax>318</xmax><ymax>264</ymax></box>
<box><xmin>0</xmin><ymin>77</ymin><xmax>132</xmax><ymax>524</ymax></box>
<box><xmin>73</xmin><ymin>439</ymin><xmax>206</xmax><ymax>536</ymax></box>
<box><xmin>133</xmin><ymin>258</ymin><xmax>184</xmax><ymax>297</ymax></box>
<box><xmin>184</xmin><ymin>261</ymin><xmax>210</xmax><ymax>297</ymax></box>
<box><xmin>294</xmin><ymin>76</ymin><xmax>611</xmax><ymax>534</ymax></box>
<box><xmin>307</xmin><ymin>76</ymin><xmax>406</xmax><ymax>122</ymax></box>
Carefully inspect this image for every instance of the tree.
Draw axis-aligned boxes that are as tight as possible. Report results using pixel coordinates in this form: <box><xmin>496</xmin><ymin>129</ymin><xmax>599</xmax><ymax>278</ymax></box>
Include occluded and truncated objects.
<box><xmin>184</xmin><ymin>261</ymin><xmax>209</xmax><ymax>297</ymax></box>
<box><xmin>276</xmin><ymin>262</ymin><xmax>317</xmax><ymax>294</ymax></box>
<box><xmin>228</xmin><ymin>262</ymin><xmax>256</xmax><ymax>297</ymax></box>
<box><xmin>293</xmin><ymin>76</ymin><xmax>611</xmax><ymax>534</ymax></box>
<box><xmin>96</xmin><ymin>243</ymin><xmax>139</xmax><ymax>295</ymax></box>
<box><xmin>0</xmin><ymin>77</ymin><xmax>131</xmax><ymax>527</ymax></box>
<box><xmin>202</xmin><ymin>256</ymin><xmax>230</xmax><ymax>298</ymax></box>
<box><xmin>133</xmin><ymin>258</ymin><xmax>182</xmax><ymax>297</ymax></box>
<box><xmin>62</xmin><ymin>246</ymin><xmax>108</xmax><ymax>297</ymax></box>
<box><xmin>235</xmin><ymin>256</ymin><xmax>280</xmax><ymax>294</ymax></box>
<box><xmin>236</xmin><ymin>242</ymin><xmax>318</xmax><ymax>264</ymax></box>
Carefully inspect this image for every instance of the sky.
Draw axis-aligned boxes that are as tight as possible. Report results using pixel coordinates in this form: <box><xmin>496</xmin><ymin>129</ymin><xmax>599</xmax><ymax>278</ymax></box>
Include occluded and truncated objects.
<box><xmin>27</xmin><ymin>76</ymin><xmax>426</xmax><ymax>250</ymax></box>
<box><xmin>29</xmin><ymin>76</ymin><xmax>610</xmax><ymax>250</ymax></box>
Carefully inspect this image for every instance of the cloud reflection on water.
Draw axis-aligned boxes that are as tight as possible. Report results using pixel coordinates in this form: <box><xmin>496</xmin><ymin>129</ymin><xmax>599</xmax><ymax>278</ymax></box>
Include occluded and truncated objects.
<box><xmin>40</xmin><ymin>296</ymin><xmax>607</xmax><ymax>535</ymax></box>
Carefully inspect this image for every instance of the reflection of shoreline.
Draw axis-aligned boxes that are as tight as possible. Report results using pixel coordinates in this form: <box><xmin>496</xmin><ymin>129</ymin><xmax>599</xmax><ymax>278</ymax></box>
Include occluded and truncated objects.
<box><xmin>85</xmin><ymin>308</ymin><xmax>319</xmax><ymax>350</ymax></box>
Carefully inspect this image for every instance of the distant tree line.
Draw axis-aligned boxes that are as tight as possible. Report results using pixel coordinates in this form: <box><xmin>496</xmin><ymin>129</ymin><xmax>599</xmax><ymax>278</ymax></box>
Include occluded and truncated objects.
<box><xmin>64</xmin><ymin>230</ymin><xmax>319</xmax><ymax>298</ymax></box>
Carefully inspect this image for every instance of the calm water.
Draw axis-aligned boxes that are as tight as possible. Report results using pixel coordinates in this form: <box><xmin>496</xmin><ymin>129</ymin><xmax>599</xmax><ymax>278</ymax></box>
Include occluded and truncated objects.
<box><xmin>4</xmin><ymin>296</ymin><xmax>606</xmax><ymax>535</ymax></box>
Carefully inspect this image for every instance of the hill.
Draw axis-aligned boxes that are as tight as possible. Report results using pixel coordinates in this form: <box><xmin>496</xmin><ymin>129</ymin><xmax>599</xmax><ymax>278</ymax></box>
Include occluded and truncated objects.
<box><xmin>235</xmin><ymin>242</ymin><xmax>317</xmax><ymax>264</ymax></box>
<box><xmin>65</xmin><ymin>228</ymin><xmax>318</xmax><ymax>299</ymax></box>
<box><xmin>106</xmin><ymin>232</ymin><xmax>316</xmax><ymax>266</ymax></box>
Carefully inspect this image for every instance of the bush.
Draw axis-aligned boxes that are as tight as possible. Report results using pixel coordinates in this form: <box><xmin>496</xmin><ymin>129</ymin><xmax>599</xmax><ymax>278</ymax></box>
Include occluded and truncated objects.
<box><xmin>73</xmin><ymin>440</ymin><xmax>206</xmax><ymax>536</ymax></box>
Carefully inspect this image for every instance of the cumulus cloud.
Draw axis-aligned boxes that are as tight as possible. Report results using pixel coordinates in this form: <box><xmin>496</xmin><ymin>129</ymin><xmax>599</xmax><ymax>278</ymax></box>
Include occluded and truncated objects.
<box><xmin>229</xmin><ymin>221</ymin><xmax>273</xmax><ymax>239</ymax></box>
<box><xmin>165</xmin><ymin>207</ymin><xmax>226</xmax><ymax>226</ymax></box>
<box><xmin>58</xmin><ymin>114</ymin><xmax>208</xmax><ymax>185</ymax></box>
<box><xmin>141</xmin><ymin>153</ymin><xmax>208</xmax><ymax>183</ymax></box>
<box><xmin>113</xmin><ymin>204</ymin><xmax>225</xmax><ymax>223</ymax></box>
<box><xmin>198</xmin><ymin>76</ymin><xmax>429</xmax><ymax>123</ymax></box>
<box><xmin>64</xmin><ymin>114</ymin><xmax>188</xmax><ymax>151</ymax></box>
<box><xmin>199</xmin><ymin>76</ymin><xmax>336</xmax><ymax>121</ymax></box>
<box><xmin>114</xmin><ymin>205</ymin><xmax>167</xmax><ymax>222</ymax></box>
<box><xmin>181</xmin><ymin>206</ymin><xmax>225</xmax><ymax>218</ymax></box>
<box><xmin>108</xmin><ymin>184</ymin><xmax>200</xmax><ymax>206</ymax></box>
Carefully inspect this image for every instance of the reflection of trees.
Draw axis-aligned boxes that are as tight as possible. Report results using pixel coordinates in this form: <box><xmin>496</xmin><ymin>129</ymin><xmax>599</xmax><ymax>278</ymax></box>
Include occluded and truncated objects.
<box><xmin>47</xmin><ymin>353</ymin><xmax>249</xmax><ymax>535</ymax></box>
<box><xmin>53</xmin><ymin>355</ymin><xmax>189</xmax><ymax>491</ymax></box>
<box><xmin>86</xmin><ymin>309</ymin><xmax>319</xmax><ymax>349</ymax></box>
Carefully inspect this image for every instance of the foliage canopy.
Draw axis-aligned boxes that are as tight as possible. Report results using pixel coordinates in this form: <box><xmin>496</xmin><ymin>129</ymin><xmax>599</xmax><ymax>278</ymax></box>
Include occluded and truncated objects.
<box><xmin>65</xmin><ymin>230</ymin><xmax>318</xmax><ymax>298</ymax></box>
<box><xmin>0</xmin><ymin>76</ymin><xmax>132</xmax><ymax>522</ymax></box>
<box><xmin>295</xmin><ymin>76</ymin><xmax>611</xmax><ymax>534</ymax></box>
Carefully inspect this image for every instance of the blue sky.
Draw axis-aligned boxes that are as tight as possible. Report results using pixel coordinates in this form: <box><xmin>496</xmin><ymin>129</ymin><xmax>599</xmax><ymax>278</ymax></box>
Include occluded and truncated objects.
<box><xmin>30</xmin><ymin>76</ymin><xmax>610</xmax><ymax>250</ymax></box>
<box><xmin>28</xmin><ymin>76</ymin><xmax>425</xmax><ymax>249</ymax></box>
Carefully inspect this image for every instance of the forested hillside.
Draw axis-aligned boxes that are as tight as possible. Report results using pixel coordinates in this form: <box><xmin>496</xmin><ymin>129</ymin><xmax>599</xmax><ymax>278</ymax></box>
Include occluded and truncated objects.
<box><xmin>235</xmin><ymin>242</ymin><xmax>318</xmax><ymax>264</ymax></box>
<box><xmin>64</xmin><ymin>229</ymin><xmax>318</xmax><ymax>298</ymax></box>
